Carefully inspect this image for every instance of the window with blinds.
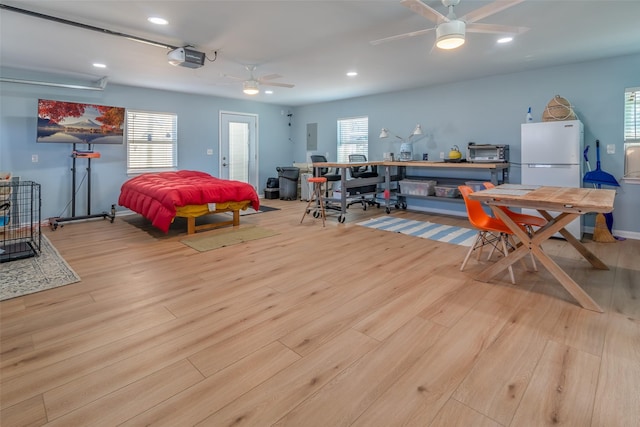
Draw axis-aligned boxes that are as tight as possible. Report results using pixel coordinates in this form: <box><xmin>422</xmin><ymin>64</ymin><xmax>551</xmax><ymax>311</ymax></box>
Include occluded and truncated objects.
<box><xmin>337</xmin><ymin>116</ymin><xmax>368</xmax><ymax>163</ymax></box>
<box><xmin>126</xmin><ymin>110</ymin><xmax>177</xmax><ymax>173</ymax></box>
<box><xmin>623</xmin><ymin>87</ymin><xmax>640</xmax><ymax>181</ymax></box>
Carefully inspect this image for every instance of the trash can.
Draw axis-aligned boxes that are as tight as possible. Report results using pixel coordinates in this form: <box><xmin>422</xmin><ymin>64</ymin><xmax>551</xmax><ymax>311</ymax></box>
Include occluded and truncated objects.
<box><xmin>264</xmin><ymin>177</ymin><xmax>279</xmax><ymax>199</ymax></box>
<box><xmin>276</xmin><ymin>167</ymin><xmax>300</xmax><ymax>200</ymax></box>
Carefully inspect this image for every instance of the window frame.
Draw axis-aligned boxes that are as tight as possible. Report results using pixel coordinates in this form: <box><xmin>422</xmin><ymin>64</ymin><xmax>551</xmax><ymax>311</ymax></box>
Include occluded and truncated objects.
<box><xmin>623</xmin><ymin>86</ymin><xmax>640</xmax><ymax>183</ymax></box>
<box><xmin>126</xmin><ymin>109</ymin><xmax>178</xmax><ymax>174</ymax></box>
<box><xmin>337</xmin><ymin>116</ymin><xmax>369</xmax><ymax>163</ymax></box>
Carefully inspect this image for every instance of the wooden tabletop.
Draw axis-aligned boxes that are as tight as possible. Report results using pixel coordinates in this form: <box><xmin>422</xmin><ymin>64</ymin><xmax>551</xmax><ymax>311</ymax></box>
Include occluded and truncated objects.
<box><xmin>469</xmin><ymin>185</ymin><xmax>616</xmax><ymax>214</ymax></box>
<box><xmin>312</xmin><ymin>161</ymin><xmax>509</xmax><ymax>169</ymax></box>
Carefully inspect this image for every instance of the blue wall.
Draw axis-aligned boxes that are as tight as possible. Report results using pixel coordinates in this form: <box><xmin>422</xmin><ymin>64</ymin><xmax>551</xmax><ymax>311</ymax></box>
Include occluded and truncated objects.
<box><xmin>290</xmin><ymin>53</ymin><xmax>640</xmax><ymax>237</ymax></box>
<box><xmin>1</xmin><ymin>81</ymin><xmax>292</xmax><ymax>220</ymax></box>
<box><xmin>2</xmin><ymin>52</ymin><xmax>639</xmax><ymax>236</ymax></box>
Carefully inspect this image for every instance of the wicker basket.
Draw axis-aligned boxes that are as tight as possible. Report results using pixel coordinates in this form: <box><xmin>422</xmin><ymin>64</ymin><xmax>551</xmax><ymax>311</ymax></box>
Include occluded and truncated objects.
<box><xmin>542</xmin><ymin>95</ymin><xmax>577</xmax><ymax>121</ymax></box>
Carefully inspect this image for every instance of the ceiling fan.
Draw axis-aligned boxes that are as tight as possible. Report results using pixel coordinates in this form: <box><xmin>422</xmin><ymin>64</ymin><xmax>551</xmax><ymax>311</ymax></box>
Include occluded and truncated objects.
<box><xmin>371</xmin><ymin>0</ymin><xmax>529</xmax><ymax>50</ymax></box>
<box><xmin>223</xmin><ymin>65</ymin><xmax>295</xmax><ymax>95</ymax></box>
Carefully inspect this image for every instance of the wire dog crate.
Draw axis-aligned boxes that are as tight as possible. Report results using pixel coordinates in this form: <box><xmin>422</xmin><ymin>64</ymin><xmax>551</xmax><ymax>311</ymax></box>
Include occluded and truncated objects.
<box><xmin>1</xmin><ymin>179</ymin><xmax>41</xmax><ymax>262</ymax></box>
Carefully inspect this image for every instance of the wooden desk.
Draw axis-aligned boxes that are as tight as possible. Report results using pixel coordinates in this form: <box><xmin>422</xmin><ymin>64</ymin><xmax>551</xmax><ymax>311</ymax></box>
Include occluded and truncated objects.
<box><xmin>383</xmin><ymin>160</ymin><xmax>509</xmax><ymax>185</ymax></box>
<box><xmin>312</xmin><ymin>161</ymin><xmax>509</xmax><ymax>220</ymax></box>
<box><xmin>312</xmin><ymin>162</ymin><xmax>386</xmax><ymax>222</ymax></box>
<box><xmin>469</xmin><ymin>184</ymin><xmax>616</xmax><ymax>312</ymax></box>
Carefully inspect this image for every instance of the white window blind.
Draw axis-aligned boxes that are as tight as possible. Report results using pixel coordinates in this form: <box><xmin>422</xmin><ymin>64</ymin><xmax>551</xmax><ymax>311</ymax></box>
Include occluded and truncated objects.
<box><xmin>337</xmin><ymin>116</ymin><xmax>368</xmax><ymax>163</ymax></box>
<box><xmin>126</xmin><ymin>110</ymin><xmax>177</xmax><ymax>173</ymax></box>
<box><xmin>624</xmin><ymin>87</ymin><xmax>640</xmax><ymax>181</ymax></box>
<box><xmin>624</xmin><ymin>87</ymin><xmax>639</xmax><ymax>142</ymax></box>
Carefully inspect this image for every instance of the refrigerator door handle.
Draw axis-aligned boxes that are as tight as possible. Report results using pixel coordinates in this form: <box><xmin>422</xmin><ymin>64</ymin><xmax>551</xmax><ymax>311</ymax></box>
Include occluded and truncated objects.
<box><xmin>526</xmin><ymin>163</ymin><xmax>576</xmax><ymax>168</ymax></box>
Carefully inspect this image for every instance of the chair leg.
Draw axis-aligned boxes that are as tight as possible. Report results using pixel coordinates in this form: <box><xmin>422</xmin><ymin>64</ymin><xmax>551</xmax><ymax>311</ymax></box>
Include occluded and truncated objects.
<box><xmin>300</xmin><ymin>192</ymin><xmax>315</xmax><ymax>224</ymax></box>
<box><xmin>300</xmin><ymin>182</ymin><xmax>326</xmax><ymax>226</ymax></box>
<box><xmin>500</xmin><ymin>234</ymin><xmax>516</xmax><ymax>284</ymax></box>
<box><xmin>461</xmin><ymin>232</ymin><xmax>482</xmax><ymax>271</ymax></box>
<box><xmin>317</xmin><ymin>183</ymin><xmax>326</xmax><ymax>227</ymax></box>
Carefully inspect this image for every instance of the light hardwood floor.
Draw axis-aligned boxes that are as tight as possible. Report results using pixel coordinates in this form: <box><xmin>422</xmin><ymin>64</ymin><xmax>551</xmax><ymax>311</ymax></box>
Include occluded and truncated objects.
<box><xmin>1</xmin><ymin>199</ymin><xmax>638</xmax><ymax>426</ymax></box>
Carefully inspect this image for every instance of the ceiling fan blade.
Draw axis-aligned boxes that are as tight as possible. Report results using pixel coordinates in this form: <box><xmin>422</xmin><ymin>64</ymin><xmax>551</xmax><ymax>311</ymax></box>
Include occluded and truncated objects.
<box><xmin>461</xmin><ymin>0</ymin><xmax>526</xmax><ymax>24</ymax></box>
<box><xmin>221</xmin><ymin>73</ymin><xmax>245</xmax><ymax>81</ymax></box>
<box><xmin>370</xmin><ymin>27</ymin><xmax>435</xmax><ymax>46</ymax></box>
<box><xmin>401</xmin><ymin>0</ymin><xmax>447</xmax><ymax>24</ymax></box>
<box><xmin>261</xmin><ymin>81</ymin><xmax>295</xmax><ymax>88</ymax></box>
<box><xmin>466</xmin><ymin>22</ymin><xmax>529</xmax><ymax>35</ymax></box>
<box><xmin>259</xmin><ymin>74</ymin><xmax>282</xmax><ymax>81</ymax></box>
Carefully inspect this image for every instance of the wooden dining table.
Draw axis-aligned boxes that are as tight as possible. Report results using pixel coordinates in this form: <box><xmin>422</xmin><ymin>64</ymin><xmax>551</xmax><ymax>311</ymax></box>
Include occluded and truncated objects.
<box><xmin>468</xmin><ymin>184</ymin><xmax>616</xmax><ymax>312</ymax></box>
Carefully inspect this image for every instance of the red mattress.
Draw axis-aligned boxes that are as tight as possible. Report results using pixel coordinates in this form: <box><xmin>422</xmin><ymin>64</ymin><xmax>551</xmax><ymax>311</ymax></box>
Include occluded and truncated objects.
<box><xmin>118</xmin><ymin>170</ymin><xmax>260</xmax><ymax>232</ymax></box>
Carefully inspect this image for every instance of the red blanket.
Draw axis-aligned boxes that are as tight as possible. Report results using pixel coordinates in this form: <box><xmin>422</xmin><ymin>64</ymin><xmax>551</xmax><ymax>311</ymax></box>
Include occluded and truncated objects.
<box><xmin>119</xmin><ymin>170</ymin><xmax>260</xmax><ymax>232</ymax></box>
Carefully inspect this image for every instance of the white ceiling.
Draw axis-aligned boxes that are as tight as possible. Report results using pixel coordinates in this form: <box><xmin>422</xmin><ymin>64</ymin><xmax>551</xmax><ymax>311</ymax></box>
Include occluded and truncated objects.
<box><xmin>2</xmin><ymin>1</ymin><xmax>640</xmax><ymax>106</ymax></box>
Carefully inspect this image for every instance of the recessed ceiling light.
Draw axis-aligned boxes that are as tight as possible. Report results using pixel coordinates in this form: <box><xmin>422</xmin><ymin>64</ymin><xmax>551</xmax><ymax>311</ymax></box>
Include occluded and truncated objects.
<box><xmin>497</xmin><ymin>37</ymin><xmax>513</xmax><ymax>44</ymax></box>
<box><xmin>92</xmin><ymin>63</ymin><xmax>107</xmax><ymax>68</ymax></box>
<box><xmin>148</xmin><ymin>17</ymin><xmax>168</xmax><ymax>25</ymax></box>
<box><xmin>346</xmin><ymin>71</ymin><xmax>358</xmax><ymax>77</ymax></box>
<box><xmin>265</xmin><ymin>90</ymin><xmax>274</xmax><ymax>94</ymax></box>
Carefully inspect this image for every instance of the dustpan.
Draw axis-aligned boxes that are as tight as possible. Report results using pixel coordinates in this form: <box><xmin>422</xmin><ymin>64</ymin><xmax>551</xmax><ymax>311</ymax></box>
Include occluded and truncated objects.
<box><xmin>583</xmin><ymin>140</ymin><xmax>620</xmax><ymax>187</ymax></box>
<box><xmin>583</xmin><ymin>142</ymin><xmax>622</xmax><ymax>242</ymax></box>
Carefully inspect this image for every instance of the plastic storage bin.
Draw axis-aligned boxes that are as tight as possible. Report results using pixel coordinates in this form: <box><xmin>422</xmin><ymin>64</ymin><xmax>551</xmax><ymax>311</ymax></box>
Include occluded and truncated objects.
<box><xmin>465</xmin><ymin>181</ymin><xmax>486</xmax><ymax>192</ymax></box>
<box><xmin>399</xmin><ymin>180</ymin><xmax>436</xmax><ymax>196</ymax></box>
<box><xmin>434</xmin><ymin>185</ymin><xmax>460</xmax><ymax>198</ymax></box>
<box><xmin>277</xmin><ymin>167</ymin><xmax>300</xmax><ymax>200</ymax></box>
<box><xmin>264</xmin><ymin>188</ymin><xmax>280</xmax><ymax>199</ymax></box>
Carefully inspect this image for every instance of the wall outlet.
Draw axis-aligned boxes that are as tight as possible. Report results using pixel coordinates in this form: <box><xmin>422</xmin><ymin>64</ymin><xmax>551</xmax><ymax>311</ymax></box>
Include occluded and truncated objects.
<box><xmin>32</xmin><ymin>154</ymin><xmax>38</xmax><ymax>163</ymax></box>
<box><xmin>606</xmin><ymin>144</ymin><xmax>615</xmax><ymax>154</ymax></box>
<box><xmin>206</xmin><ymin>149</ymin><xmax>213</xmax><ymax>155</ymax></box>
<box><xmin>439</xmin><ymin>152</ymin><xmax>445</xmax><ymax>159</ymax></box>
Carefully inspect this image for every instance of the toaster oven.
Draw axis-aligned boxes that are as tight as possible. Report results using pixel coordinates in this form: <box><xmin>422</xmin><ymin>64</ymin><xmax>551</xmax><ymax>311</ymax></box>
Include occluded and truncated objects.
<box><xmin>467</xmin><ymin>143</ymin><xmax>509</xmax><ymax>163</ymax></box>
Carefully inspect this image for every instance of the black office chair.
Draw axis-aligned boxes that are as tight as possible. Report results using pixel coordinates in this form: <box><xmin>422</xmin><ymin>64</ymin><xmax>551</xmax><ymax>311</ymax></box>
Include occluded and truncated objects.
<box><xmin>309</xmin><ymin>154</ymin><xmax>343</xmax><ymax>216</ymax></box>
<box><xmin>310</xmin><ymin>154</ymin><xmax>341</xmax><ymax>196</ymax></box>
<box><xmin>347</xmin><ymin>154</ymin><xmax>380</xmax><ymax>210</ymax></box>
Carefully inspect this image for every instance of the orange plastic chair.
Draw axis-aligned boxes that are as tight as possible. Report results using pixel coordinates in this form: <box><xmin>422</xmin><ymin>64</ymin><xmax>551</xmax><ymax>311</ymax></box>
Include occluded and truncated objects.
<box><xmin>459</xmin><ymin>185</ymin><xmax>526</xmax><ymax>284</ymax></box>
<box><xmin>482</xmin><ymin>182</ymin><xmax>548</xmax><ymax>235</ymax></box>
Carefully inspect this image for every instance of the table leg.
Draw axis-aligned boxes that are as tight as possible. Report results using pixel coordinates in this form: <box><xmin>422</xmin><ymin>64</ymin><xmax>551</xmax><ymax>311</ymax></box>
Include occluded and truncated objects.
<box><xmin>340</xmin><ymin>167</ymin><xmax>347</xmax><ymax>215</ymax></box>
<box><xmin>476</xmin><ymin>207</ymin><xmax>603</xmax><ymax>312</ymax></box>
<box><xmin>538</xmin><ymin>210</ymin><xmax>609</xmax><ymax>270</ymax></box>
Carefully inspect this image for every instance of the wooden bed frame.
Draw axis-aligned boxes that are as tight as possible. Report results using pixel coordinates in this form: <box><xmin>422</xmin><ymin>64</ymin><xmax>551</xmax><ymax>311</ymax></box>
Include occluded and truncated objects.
<box><xmin>174</xmin><ymin>201</ymin><xmax>250</xmax><ymax>235</ymax></box>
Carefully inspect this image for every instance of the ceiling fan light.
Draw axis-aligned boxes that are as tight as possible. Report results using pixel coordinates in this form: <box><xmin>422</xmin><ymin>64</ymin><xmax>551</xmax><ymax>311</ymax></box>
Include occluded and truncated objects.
<box><xmin>436</xmin><ymin>20</ymin><xmax>466</xmax><ymax>50</ymax></box>
<box><xmin>243</xmin><ymin>80</ymin><xmax>259</xmax><ymax>95</ymax></box>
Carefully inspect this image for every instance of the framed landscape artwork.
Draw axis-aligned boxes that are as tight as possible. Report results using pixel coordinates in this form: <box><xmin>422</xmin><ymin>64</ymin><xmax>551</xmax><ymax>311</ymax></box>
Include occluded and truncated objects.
<box><xmin>37</xmin><ymin>99</ymin><xmax>125</xmax><ymax>144</ymax></box>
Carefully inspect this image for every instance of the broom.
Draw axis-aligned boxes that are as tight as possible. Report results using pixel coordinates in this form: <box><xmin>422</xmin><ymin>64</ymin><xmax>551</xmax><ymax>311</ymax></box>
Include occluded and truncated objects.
<box><xmin>583</xmin><ymin>145</ymin><xmax>616</xmax><ymax>243</ymax></box>
<box><xmin>593</xmin><ymin>209</ymin><xmax>616</xmax><ymax>243</ymax></box>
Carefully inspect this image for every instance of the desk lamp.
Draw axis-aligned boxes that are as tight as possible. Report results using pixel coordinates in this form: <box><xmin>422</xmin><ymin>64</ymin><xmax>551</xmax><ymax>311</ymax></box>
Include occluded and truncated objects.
<box><xmin>379</xmin><ymin>124</ymin><xmax>423</xmax><ymax>161</ymax></box>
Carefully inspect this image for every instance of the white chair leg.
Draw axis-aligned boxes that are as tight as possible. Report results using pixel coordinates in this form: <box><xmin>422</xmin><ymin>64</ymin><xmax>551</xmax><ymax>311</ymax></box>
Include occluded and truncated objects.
<box><xmin>501</xmin><ymin>234</ymin><xmax>516</xmax><ymax>284</ymax></box>
<box><xmin>461</xmin><ymin>232</ymin><xmax>481</xmax><ymax>271</ymax></box>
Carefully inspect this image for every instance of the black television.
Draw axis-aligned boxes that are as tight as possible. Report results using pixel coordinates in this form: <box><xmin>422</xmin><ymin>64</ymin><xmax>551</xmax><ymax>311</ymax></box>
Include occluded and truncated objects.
<box><xmin>37</xmin><ymin>99</ymin><xmax>125</xmax><ymax>144</ymax></box>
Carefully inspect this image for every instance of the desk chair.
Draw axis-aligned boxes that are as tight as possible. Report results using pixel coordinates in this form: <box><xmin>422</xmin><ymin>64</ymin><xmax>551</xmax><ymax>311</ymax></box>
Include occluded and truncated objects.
<box><xmin>346</xmin><ymin>154</ymin><xmax>380</xmax><ymax>210</ymax></box>
<box><xmin>310</xmin><ymin>155</ymin><xmax>341</xmax><ymax>197</ymax></box>
<box><xmin>459</xmin><ymin>185</ymin><xmax>532</xmax><ymax>285</ymax></box>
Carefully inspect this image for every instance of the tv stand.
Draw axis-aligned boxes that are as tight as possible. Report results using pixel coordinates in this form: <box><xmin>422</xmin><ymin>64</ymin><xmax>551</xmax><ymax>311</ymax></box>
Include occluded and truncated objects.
<box><xmin>49</xmin><ymin>143</ymin><xmax>116</xmax><ymax>230</ymax></box>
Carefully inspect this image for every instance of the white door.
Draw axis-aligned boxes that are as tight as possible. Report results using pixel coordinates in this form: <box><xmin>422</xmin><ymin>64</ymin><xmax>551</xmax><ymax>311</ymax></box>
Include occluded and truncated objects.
<box><xmin>219</xmin><ymin>112</ymin><xmax>258</xmax><ymax>190</ymax></box>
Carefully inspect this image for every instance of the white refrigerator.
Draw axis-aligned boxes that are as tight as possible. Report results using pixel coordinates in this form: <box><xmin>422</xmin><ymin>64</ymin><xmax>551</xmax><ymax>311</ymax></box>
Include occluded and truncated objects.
<box><xmin>521</xmin><ymin>120</ymin><xmax>584</xmax><ymax>239</ymax></box>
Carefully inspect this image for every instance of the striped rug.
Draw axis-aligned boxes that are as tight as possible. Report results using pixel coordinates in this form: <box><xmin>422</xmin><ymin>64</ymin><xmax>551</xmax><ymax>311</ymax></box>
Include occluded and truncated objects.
<box><xmin>356</xmin><ymin>216</ymin><xmax>478</xmax><ymax>247</ymax></box>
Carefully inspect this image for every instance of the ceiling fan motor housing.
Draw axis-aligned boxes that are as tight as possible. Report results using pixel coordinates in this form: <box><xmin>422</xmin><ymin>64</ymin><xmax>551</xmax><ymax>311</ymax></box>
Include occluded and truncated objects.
<box><xmin>436</xmin><ymin>20</ymin><xmax>466</xmax><ymax>48</ymax></box>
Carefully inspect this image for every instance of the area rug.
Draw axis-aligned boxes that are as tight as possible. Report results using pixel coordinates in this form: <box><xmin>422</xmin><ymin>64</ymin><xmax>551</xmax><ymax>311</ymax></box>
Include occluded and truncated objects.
<box><xmin>0</xmin><ymin>234</ymin><xmax>80</xmax><ymax>301</ymax></box>
<box><xmin>181</xmin><ymin>226</ymin><xmax>279</xmax><ymax>252</ymax></box>
<box><xmin>356</xmin><ymin>216</ymin><xmax>478</xmax><ymax>247</ymax></box>
<box><xmin>226</xmin><ymin>205</ymin><xmax>281</xmax><ymax>217</ymax></box>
